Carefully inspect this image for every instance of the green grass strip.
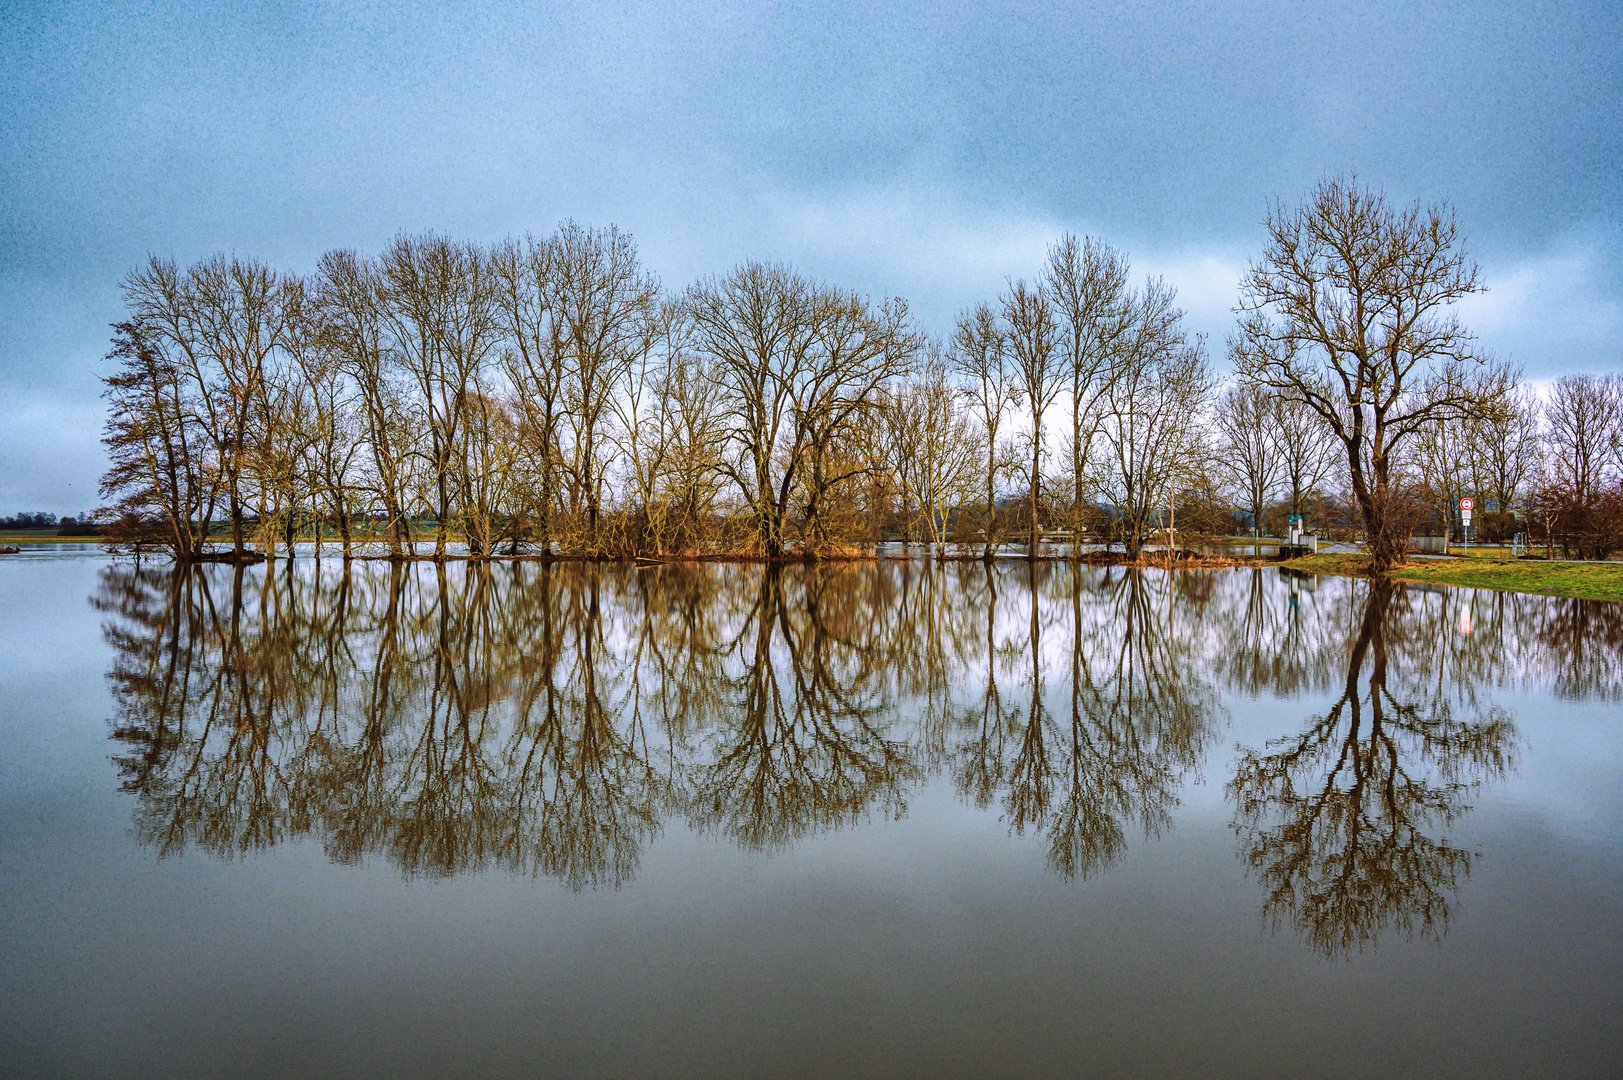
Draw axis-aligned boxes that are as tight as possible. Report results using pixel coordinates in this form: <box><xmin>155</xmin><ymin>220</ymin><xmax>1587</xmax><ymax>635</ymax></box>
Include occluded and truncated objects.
<box><xmin>1281</xmin><ymin>553</ymin><xmax>1623</xmax><ymax>602</ymax></box>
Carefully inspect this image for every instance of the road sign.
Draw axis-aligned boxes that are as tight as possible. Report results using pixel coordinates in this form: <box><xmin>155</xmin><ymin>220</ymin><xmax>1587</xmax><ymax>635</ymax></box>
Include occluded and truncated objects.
<box><xmin>1460</xmin><ymin>498</ymin><xmax>1474</xmax><ymax>511</ymax></box>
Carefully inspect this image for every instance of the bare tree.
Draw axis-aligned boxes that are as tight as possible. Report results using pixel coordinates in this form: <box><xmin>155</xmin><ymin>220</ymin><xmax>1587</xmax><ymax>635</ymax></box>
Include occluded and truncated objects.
<box><xmin>1046</xmin><ymin>235</ymin><xmax>1130</xmax><ymax>544</ymax></box>
<box><xmin>881</xmin><ymin>346</ymin><xmax>980</xmax><ymax>547</ymax></box>
<box><xmin>1091</xmin><ymin>280</ymin><xmax>1211</xmax><ymax>558</ymax></box>
<box><xmin>286</xmin><ymin>297</ymin><xmax>362</xmax><ymax>559</ymax></box>
<box><xmin>378</xmin><ymin>234</ymin><xmax>501</xmax><ymax>558</ymax></box>
<box><xmin>550</xmin><ymin>222</ymin><xmax>661</xmax><ymax>549</ymax></box>
<box><xmin>612</xmin><ymin>301</ymin><xmax>728</xmax><ymax>555</ymax></box>
<box><xmin>315</xmin><ymin>249</ymin><xmax>416</xmax><ymax>557</ymax></box>
<box><xmin>686</xmin><ymin>263</ymin><xmax>912</xmax><ymax>557</ymax></box>
<box><xmin>1271</xmin><ymin>394</ymin><xmax>1339</xmax><ymax>527</ymax></box>
<box><xmin>250</xmin><ymin>340</ymin><xmax>316</xmax><ymax>559</ymax></box>
<box><xmin>491</xmin><ymin>234</ymin><xmax>566</xmax><ymax>554</ymax></box>
<box><xmin>655</xmin><ymin>349</ymin><xmax>729</xmax><ymax>553</ymax></box>
<box><xmin>458</xmin><ymin>390</ymin><xmax>526</xmax><ymax>556</ymax></box>
<box><xmin>98</xmin><ymin>320</ymin><xmax>220</xmax><ymax>557</ymax></box>
<box><xmin>123</xmin><ymin>255</ymin><xmax>297</xmax><ymax>560</ymax></box>
<box><xmin>1537</xmin><ymin>374</ymin><xmax>1623</xmax><ymax>558</ymax></box>
<box><xmin>1403</xmin><ymin>413</ymin><xmax>1489</xmax><ymax>541</ymax></box>
<box><xmin>949</xmin><ymin>302</ymin><xmax>1020</xmax><ymax>560</ymax></box>
<box><xmin>1545</xmin><ymin>374</ymin><xmax>1622</xmax><ymax>502</ymax></box>
<box><xmin>1212</xmin><ymin>383</ymin><xmax>1280</xmax><ymax>537</ymax></box>
<box><xmin>1233</xmin><ymin>176</ymin><xmax>1514</xmax><ymax>574</ymax></box>
<box><xmin>797</xmin><ymin>295</ymin><xmax>918</xmax><ymax>556</ymax></box>
<box><xmin>1477</xmin><ymin>387</ymin><xmax>1541</xmax><ymax>521</ymax></box>
<box><xmin>1003</xmin><ymin>279</ymin><xmax>1061</xmax><ymax>558</ymax></box>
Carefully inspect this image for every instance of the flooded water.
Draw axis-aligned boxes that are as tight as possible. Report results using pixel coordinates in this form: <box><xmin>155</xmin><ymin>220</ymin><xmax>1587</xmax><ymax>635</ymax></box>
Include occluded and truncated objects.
<box><xmin>2</xmin><ymin>553</ymin><xmax>1620</xmax><ymax>1078</ymax></box>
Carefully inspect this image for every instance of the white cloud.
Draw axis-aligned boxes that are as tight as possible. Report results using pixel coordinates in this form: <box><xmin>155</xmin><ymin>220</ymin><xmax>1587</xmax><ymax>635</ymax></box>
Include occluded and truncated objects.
<box><xmin>758</xmin><ymin>183</ymin><xmax>1060</xmax><ymax>296</ymax></box>
<box><xmin>1461</xmin><ymin>235</ymin><xmax>1623</xmax><ymax>377</ymax></box>
<box><xmin>758</xmin><ymin>186</ymin><xmax>1622</xmax><ymax>383</ymax></box>
<box><xmin>753</xmin><ymin>182</ymin><xmax>1249</xmax><ymax>344</ymax></box>
<box><xmin>1134</xmin><ymin>251</ymin><xmax>1247</xmax><ymax>346</ymax></box>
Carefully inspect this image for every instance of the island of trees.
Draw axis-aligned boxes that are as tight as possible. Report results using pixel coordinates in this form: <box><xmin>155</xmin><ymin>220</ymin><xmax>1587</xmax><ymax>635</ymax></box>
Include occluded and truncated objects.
<box><xmin>94</xmin><ymin>177</ymin><xmax>1623</xmax><ymax>573</ymax></box>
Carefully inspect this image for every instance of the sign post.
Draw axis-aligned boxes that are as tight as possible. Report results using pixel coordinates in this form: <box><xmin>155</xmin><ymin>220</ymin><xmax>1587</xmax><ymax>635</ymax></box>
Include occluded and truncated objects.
<box><xmin>1460</xmin><ymin>498</ymin><xmax>1474</xmax><ymax>557</ymax></box>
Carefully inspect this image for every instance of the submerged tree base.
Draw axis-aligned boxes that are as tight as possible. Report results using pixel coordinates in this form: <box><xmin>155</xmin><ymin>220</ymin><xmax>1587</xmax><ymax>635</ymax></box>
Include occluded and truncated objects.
<box><xmin>195</xmin><ymin>551</ymin><xmax>268</xmax><ymax>564</ymax></box>
<box><xmin>150</xmin><ymin>545</ymin><xmax>1274</xmax><ymax>569</ymax></box>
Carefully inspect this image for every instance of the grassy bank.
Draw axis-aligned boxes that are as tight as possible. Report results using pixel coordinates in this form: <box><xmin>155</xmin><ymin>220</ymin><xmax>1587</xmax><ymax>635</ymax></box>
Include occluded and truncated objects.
<box><xmin>0</xmin><ymin>529</ymin><xmax>102</xmax><ymax>545</ymax></box>
<box><xmin>1281</xmin><ymin>553</ymin><xmax>1623</xmax><ymax>603</ymax></box>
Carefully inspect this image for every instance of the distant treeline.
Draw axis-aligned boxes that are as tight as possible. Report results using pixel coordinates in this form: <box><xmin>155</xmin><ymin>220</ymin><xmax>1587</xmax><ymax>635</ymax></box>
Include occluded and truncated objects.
<box><xmin>95</xmin><ymin>177</ymin><xmax>1623</xmax><ymax>567</ymax></box>
<box><xmin>0</xmin><ymin>511</ymin><xmax>99</xmax><ymax>535</ymax></box>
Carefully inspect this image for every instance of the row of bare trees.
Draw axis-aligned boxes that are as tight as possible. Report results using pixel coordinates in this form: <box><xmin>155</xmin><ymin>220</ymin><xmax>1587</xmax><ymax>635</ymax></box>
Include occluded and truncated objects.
<box><xmin>96</xmin><ymin>221</ymin><xmax>1225</xmax><ymax>562</ymax></box>
<box><xmin>1525</xmin><ymin>375</ymin><xmax>1623</xmax><ymax>558</ymax></box>
<box><xmin>1212</xmin><ymin>368</ymin><xmax>1623</xmax><ymax>560</ymax></box>
<box><xmin>1216</xmin><ymin>370</ymin><xmax>1623</xmax><ymax>561</ymax></box>
<box><xmin>97</xmin><ymin>178</ymin><xmax>1614</xmax><ymax>571</ymax></box>
<box><xmin>1396</xmin><ymin>374</ymin><xmax>1623</xmax><ymax>560</ymax></box>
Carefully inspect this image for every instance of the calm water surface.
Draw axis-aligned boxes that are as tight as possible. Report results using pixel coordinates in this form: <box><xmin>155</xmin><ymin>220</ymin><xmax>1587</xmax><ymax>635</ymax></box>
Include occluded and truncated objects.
<box><xmin>1</xmin><ymin>551</ymin><xmax>1620</xmax><ymax>1078</ymax></box>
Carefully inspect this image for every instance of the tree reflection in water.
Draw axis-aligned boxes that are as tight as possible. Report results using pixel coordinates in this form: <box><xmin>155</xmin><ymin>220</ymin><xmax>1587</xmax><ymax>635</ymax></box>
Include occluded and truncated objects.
<box><xmin>1227</xmin><ymin>583</ymin><xmax>1518</xmax><ymax>957</ymax></box>
<box><xmin>969</xmin><ymin>563</ymin><xmax>1218</xmax><ymax>881</ymax></box>
<box><xmin>683</xmin><ymin>565</ymin><xmax>919</xmax><ymax>852</ymax></box>
<box><xmin>96</xmin><ymin>560</ymin><xmax>1618</xmax><ymax>942</ymax></box>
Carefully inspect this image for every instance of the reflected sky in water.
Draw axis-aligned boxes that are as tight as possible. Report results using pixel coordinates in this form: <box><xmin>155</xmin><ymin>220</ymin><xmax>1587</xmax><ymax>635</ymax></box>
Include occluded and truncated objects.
<box><xmin>3</xmin><ymin>556</ymin><xmax>1622</xmax><ymax>1078</ymax></box>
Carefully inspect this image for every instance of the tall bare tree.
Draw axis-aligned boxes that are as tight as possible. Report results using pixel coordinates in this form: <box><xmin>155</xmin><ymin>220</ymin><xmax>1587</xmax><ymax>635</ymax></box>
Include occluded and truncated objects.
<box><xmin>1091</xmin><ymin>280</ymin><xmax>1211</xmax><ymax>558</ymax></box>
<box><xmin>550</xmin><ymin>222</ymin><xmax>660</xmax><ymax>548</ymax></box>
<box><xmin>1477</xmin><ymin>387</ymin><xmax>1541</xmax><ymax>522</ymax></box>
<box><xmin>378</xmin><ymin>234</ymin><xmax>501</xmax><ymax>558</ymax></box>
<box><xmin>490</xmin><ymin>234</ymin><xmax>566</xmax><ymax>554</ymax></box>
<box><xmin>949</xmin><ymin>303</ymin><xmax>1020</xmax><ymax>560</ymax></box>
<box><xmin>1212</xmin><ymin>383</ymin><xmax>1280</xmax><ymax>537</ymax></box>
<box><xmin>123</xmin><ymin>255</ymin><xmax>297</xmax><ymax>559</ymax></box>
<box><xmin>1046</xmin><ymin>235</ymin><xmax>1130</xmax><ymax>543</ymax></box>
<box><xmin>1545</xmin><ymin>374</ymin><xmax>1622</xmax><ymax>501</ymax></box>
<box><xmin>1003</xmin><ymin>279</ymin><xmax>1061</xmax><ymax>558</ymax></box>
<box><xmin>881</xmin><ymin>347</ymin><xmax>980</xmax><ymax>547</ymax></box>
<box><xmin>612</xmin><ymin>301</ymin><xmax>727</xmax><ymax>554</ymax></box>
<box><xmin>686</xmin><ymin>263</ymin><xmax>912</xmax><ymax>557</ymax></box>
<box><xmin>285</xmin><ymin>296</ymin><xmax>361</xmax><ymax>559</ymax></box>
<box><xmin>458</xmin><ymin>390</ymin><xmax>526</xmax><ymax>556</ymax></box>
<box><xmin>799</xmin><ymin>296</ymin><xmax>919</xmax><ymax>555</ymax></box>
<box><xmin>315</xmin><ymin>249</ymin><xmax>415</xmax><ymax>557</ymax></box>
<box><xmin>1233</xmin><ymin>175</ymin><xmax>1514</xmax><ymax>574</ymax></box>
<box><xmin>98</xmin><ymin>320</ymin><xmax>220</xmax><ymax>557</ymax></box>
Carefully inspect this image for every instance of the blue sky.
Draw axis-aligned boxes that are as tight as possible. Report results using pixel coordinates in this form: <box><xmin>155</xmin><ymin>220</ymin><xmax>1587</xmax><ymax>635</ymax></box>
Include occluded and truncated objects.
<box><xmin>2</xmin><ymin>0</ymin><xmax>1619</xmax><ymax>514</ymax></box>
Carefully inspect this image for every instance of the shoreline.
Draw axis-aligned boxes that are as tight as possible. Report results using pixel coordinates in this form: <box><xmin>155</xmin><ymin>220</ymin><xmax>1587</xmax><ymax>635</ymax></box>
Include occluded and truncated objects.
<box><xmin>9</xmin><ymin>534</ymin><xmax>1621</xmax><ymax>602</ymax></box>
<box><xmin>1280</xmin><ymin>552</ymin><xmax>1623</xmax><ymax>603</ymax></box>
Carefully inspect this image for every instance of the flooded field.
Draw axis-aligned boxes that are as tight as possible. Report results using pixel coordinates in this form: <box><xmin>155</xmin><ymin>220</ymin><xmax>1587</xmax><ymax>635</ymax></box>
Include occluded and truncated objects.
<box><xmin>2</xmin><ymin>552</ymin><xmax>1620</xmax><ymax>1078</ymax></box>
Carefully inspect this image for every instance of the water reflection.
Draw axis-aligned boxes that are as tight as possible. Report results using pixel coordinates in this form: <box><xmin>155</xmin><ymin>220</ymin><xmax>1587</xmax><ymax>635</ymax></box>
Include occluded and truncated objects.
<box><xmin>952</xmin><ymin>565</ymin><xmax>1215</xmax><ymax>881</ymax></box>
<box><xmin>1228</xmin><ymin>584</ymin><xmax>1517</xmax><ymax>957</ymax></box>
<box><xmin>96</xmin><ymin>561</ymin><xmax>1621</xmax><ymax>949</ymax></box>
<box><xmin>684</xmin><ymin>566</ymin><xmax>919</xmax><ymax>852</ymax></box>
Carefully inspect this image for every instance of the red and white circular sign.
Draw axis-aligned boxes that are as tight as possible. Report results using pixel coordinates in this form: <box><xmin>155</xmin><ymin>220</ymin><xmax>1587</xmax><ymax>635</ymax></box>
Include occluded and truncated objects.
<box><xmin>1460</xmin><ymin>498</ymin><xmax>1474</xmax><ymax>510</ymax></box>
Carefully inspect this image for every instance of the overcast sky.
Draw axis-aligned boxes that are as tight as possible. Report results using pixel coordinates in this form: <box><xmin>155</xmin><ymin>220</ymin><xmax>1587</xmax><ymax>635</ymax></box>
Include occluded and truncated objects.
<box><xmin>2</xmin><ymin>0</ymin><xmax>1619</xmax><ymax>514</ymax></box>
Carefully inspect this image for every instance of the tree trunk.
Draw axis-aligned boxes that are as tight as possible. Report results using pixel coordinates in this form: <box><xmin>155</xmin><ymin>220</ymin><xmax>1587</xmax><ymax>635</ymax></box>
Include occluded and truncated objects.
<box><xmin>434</xmin><ymin>470</ymin><xmax>449</xmax><ymax>560</ymax></box>
<box><xmin>229</xmin><ymin>488</ymin><xmax>245</xmax><ymax>559</ymax></box>
<box><xmin>1029</xmin><ymin>442</ymin><xmax>1040</xmax><ymax>561</ymax></box>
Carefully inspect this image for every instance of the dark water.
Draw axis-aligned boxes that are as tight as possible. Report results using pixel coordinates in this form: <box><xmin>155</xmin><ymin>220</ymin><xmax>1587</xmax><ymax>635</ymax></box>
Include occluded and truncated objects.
<box><xmin>1</xmin><ymin>554</ymin><xmax>1620</xmax><ymax>1079</ymax></box>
